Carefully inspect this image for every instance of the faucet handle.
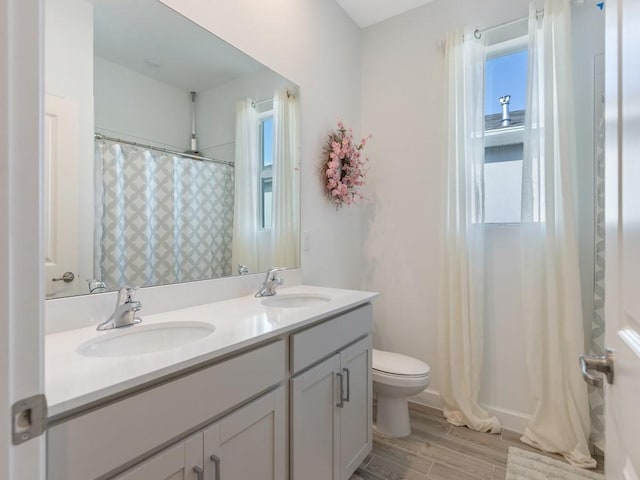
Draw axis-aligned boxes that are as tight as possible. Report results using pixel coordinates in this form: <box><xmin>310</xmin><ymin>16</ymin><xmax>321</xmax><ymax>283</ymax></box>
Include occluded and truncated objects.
<box><xmin>117</xmin><ymin>286</ymin><xmax>139</xmax><ymax>305</ymax></box>
<box><xmin>265</xmin><ymin>267</ymin><xmax>286</xmax><ymax>281</ymax></box>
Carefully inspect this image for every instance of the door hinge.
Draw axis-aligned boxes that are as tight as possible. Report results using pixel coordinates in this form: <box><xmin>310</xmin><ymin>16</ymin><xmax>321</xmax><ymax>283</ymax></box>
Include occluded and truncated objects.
<box><xmin>12</xmin><ymin>394</ymin><xmax>47</xmax><ymax>445</ymax></box>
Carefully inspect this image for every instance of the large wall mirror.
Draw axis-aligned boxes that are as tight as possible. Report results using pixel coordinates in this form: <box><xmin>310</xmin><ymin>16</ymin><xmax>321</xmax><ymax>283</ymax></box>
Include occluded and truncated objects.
<box><xmin>44</xmin><ymin>0</ymin><xmax>301</xmax><ymax>299</ymax></box>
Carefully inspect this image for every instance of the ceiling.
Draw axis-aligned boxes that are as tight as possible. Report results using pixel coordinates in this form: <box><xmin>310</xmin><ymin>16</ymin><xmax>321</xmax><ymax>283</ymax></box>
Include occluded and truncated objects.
<box><xmin>93</xmin><ymin>0</ymin><xmax>264</xmax><ymax>92</ymax></box>
<box><xmin>335</xmin><ymin>0</ymin><xmax>437</xmax><ymax>28</ymax></box>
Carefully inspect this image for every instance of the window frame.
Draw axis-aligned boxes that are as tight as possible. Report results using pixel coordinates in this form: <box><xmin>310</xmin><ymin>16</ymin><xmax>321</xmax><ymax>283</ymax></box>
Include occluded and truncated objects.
<box><xmin>483</xmin><ymin>34</ymin><xmax>529</xmax><ymax>225</ymax></box>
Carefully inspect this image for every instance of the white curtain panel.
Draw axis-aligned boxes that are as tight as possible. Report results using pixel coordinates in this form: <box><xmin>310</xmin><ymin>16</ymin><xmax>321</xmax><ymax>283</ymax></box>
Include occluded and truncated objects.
<box><xmin>520</xmin><ymin>2</ymin><xmax>595</xmax><ymax>468</ymax></box>
<box><xmin>440</xmin><ymin>30</ymin><xmax>501</xmax><ymax>434</ymax></box>
<box><xmin>94</xmin><ymin>140</ymin><xmax>234</xmax><ymax>289</ymax></box>
<box><xmin>272</xmin><ymin>88</ymin><xmax>300</xmax><ymax>268</ymax></box>
<box><xmin>231</xmin><ymin>99</ymin><xmax>260</xmax><ymax>273</ymax></box>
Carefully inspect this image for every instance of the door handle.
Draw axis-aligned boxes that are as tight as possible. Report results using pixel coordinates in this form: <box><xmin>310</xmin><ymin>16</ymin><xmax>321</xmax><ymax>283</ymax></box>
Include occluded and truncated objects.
<box><xmin>343</xmin><ymin>368</ymin><xmax>350</xmax><ymax>403</ymax></box>
<box><xmin>210</xmin><ymin>454</ymin><xmax>221</xmax><ymax>480</ymax></box>
<box><xmin>580</xmin><ymin>349</ymin><xmax>614</xmax><ymax>388</ymax></box>
<box><xmin>336</xmin><ymin>372</ymin><xmax>344</xmax><ymax>408</ymax></box>
<box><xmin>192</xmin><ymin>465</ymin><xmax>204</xmax><ymax>480</ymax></box>
<box><xmin>52</xmin><ymin>271</ymin><xmax>74</xmax><ymax>283</ymax></box>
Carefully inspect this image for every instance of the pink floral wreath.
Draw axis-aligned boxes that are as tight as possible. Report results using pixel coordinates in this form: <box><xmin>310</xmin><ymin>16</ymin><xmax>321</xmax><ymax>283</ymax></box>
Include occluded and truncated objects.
<box><xmin>322</xmin><ymin>119</ymin><xmax>371</xmax><ymax>208</ymax></box>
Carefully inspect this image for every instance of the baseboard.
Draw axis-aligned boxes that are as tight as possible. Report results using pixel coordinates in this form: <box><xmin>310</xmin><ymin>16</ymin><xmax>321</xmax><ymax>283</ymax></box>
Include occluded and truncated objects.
<box><xmin>410</xmin><ymin>388</ymin><xmax>532</xmax><ymax>434</ymax></box>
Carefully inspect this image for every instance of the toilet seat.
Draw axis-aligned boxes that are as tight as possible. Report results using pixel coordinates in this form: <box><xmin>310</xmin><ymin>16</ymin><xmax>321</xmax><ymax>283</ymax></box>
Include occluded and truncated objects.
<box><xmin>372</xmin><ymin>368</ymin><xmax>430</xmax><ymax>388</ymax></box>
<box><xmin>372</xmin><ymin>349</ymin><xmax>430</xmax><ymax>378</ymax></box>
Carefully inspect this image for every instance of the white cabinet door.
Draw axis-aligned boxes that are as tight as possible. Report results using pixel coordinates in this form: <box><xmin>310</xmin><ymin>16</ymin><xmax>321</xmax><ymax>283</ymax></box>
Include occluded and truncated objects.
<box><xmin>339</xmin><ymin>336</ymin><xmax>372</xmax><ymax>480</ymax></box>
<box><xmin>114</xmin><ymin>434</ymin><xmax>202</xmax><ymax>480</ymax></box>
<box><xmin>291</xmin><ymin>354</ymin><xmax>341</xmax><ymax>480</ymax></box>
<box><xmin>203</xmin><ymin>386</ymin><xmax>286</xmax><ymax>480</ymax></box>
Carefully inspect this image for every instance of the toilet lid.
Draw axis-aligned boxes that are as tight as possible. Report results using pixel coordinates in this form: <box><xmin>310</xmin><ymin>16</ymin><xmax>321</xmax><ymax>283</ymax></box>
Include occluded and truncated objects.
<box><xmin>372</xmin><ymin>349</ymin><xmax>430</xmax><ymax>377</ymax></box>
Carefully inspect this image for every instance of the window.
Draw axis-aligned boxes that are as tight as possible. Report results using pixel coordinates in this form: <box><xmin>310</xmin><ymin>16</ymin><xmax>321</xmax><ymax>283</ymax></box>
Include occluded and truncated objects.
<box><xmin>259</xmin><ymin>113</ymin><xmax>274</xmax><ymax>229</ymax></box>
<box><xmin>483</xmin><ymin>36</ymin><xmax>528</xmax><ymax>224</ymax></box>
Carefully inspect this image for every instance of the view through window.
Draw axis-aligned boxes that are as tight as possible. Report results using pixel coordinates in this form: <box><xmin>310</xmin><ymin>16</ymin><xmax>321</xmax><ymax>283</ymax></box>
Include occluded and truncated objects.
<box><xmin>484</xmin><ymin>44</ymin><xmax>527</xmax><ymax>224</ymax></box>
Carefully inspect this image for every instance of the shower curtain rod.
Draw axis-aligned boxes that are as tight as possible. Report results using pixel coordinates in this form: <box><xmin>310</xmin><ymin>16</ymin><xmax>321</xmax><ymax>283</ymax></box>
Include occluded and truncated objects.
<box><xmin>474</xmin><ymin>9</ymin><xmax>544</xmax><ymax>39</ymax></box>
<box><xmin>94</xmin><ymin>133</ymin><xmax>234</xmax><ymax>167</ymax></box>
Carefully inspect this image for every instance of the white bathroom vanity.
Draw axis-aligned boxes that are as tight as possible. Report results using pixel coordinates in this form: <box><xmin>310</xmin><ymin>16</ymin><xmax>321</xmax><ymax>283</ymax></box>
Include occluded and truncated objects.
<box><xmin>45</xmin><ymin>285</ymin><xmax>377</xmax><ymax>480</ymax></box>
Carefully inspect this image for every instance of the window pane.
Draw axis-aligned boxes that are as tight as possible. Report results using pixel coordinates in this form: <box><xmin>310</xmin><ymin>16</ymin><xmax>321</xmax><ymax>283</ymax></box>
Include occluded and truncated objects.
<box><xmin>262</xmin><ymin>116</ymin><xmax>273</xmax><ymax>168</ymax></box>
<box><xmin>484</xmin><ymin>159</ymin><xmax>523</xmax><ymax>223</ymax></box>
<box><xmin>262</xmin><ymin>177</ymin><xmax>272</xmax><ymax>229</ymax></box>
<box><xmin>485</xmin><ymin>50</ymin><xmax>528</xmax><ymax>116</ymax></box>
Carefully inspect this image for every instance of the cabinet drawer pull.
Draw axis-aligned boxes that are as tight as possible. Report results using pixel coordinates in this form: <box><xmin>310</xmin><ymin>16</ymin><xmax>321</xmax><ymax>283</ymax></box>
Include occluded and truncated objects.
<box><xmin>210</xmin><ymin>454</ymin><xmax>221</xmax><ymax>479</ymax></box>
<box><xmin>336</xmin><ymin>372</ymin><xmax>344</xmax><ymax>408</ymax></box>
<box><xmin>343</xmin><ymin>368</ymin><xmax>350</xmax><ymax>402</ymax></box>
<box><xmin>193</xmin><ymin>465</ymin><xmax>204</xmax><ymax>480</ymax></box>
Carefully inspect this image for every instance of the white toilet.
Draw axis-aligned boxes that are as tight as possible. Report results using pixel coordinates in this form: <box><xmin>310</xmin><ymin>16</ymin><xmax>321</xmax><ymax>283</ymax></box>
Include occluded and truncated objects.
<box><xmin>372</xmin><ymin>349</ymin><xmax>431</xmax><ymax>438</ymax></box>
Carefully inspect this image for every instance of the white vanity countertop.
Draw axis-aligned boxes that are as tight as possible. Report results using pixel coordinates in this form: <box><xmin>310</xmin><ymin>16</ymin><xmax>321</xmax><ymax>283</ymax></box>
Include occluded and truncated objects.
<box><xmin>46</xmin><ymin>285</ymin><xmax>378</xmax><ymax>419</ymax></box>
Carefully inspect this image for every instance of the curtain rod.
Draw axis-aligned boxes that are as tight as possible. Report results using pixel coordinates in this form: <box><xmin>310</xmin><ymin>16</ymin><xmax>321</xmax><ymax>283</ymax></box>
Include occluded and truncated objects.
<box><xmin>94</xmin><ymin>133</ymin><xmax>234</xmax><ymax>168</ymax></box>
<box><xmin>474</xmin><ymin>9</ymin><xmax>544</xmax><ymax>39</ymax></box>
<box><xmin>252</xmin><ymin>89</ymin><xmax>297</xmax><ymax>109</ymax></box>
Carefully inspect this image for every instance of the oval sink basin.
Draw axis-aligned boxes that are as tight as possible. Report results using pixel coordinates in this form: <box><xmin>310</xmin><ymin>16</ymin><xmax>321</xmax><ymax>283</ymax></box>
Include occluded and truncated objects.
<box><xmin>261</xmin><ymin>293</ymin><xmax>331</xmax><ymax>309</ymax></box>
<box><xmin>78</xmin><ymin>321</ymin><xmax>215</xmax><ymax>357</ymax></box>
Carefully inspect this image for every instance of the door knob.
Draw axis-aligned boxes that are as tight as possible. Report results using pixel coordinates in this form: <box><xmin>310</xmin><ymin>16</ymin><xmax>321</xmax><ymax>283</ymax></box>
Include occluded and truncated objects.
<box><xmin>580</xmin><ymin>349</ymin><xmax>614</xmax><ymax>388</ymax></box>
<box><xmin>52</xmin><ymin>271</ymin><xmax>74</xmax><ymax>283</ymax></box>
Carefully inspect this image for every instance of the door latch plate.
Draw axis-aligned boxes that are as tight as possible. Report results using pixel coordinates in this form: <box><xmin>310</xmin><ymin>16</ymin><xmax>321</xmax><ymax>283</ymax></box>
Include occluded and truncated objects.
<box><xmin>12</xmin><ymin>394</ymin><xmax>47</xmax><ymax>445</ymax></box>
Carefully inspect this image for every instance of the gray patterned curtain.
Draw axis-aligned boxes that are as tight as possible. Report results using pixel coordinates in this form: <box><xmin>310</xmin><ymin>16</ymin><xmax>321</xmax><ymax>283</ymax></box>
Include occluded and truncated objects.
<box><xmin>94</xmin><ymin>140</ymin><xmax>234</xmax><ymax>289</ymax></box>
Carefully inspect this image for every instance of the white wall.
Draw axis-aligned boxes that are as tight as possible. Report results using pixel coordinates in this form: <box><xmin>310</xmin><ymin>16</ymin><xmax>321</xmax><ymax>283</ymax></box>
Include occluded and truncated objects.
<box><xmin>45</xmin><ymin>0</ymin><xmax>95</xmax><ymax>291</ymax></box>
<box><xmin>159</xmin><ymin>0</ymin><xmax>364</xmax><ymax>289</ymax></box>
<box><xmin>94</xmin><ymin>56</ymin><xmax>192</xmax><ymax>150</ymax></box>
<box><xmin>360</xmin><ymin>0</ymin><xmax>603</xmax><ymax>431</ymax></box>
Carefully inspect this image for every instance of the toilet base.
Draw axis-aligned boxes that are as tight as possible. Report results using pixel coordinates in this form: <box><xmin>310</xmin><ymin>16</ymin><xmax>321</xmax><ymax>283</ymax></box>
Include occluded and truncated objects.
<box><xmin>375</xmin><ymin>395</ymin><xmax>411</xmax><ymax>438</ymax></box>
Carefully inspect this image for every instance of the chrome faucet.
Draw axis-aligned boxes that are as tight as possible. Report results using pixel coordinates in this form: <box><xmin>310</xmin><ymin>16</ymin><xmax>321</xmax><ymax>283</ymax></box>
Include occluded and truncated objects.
<box><xmin>255</xmin><ymin>267</ymin><xmax>286</xmax><ymax>297</ymax></box>
<box><xmin>96</xmin><ymin>287</ymin><xmax>143</xmax><ymax>331</ymax></box>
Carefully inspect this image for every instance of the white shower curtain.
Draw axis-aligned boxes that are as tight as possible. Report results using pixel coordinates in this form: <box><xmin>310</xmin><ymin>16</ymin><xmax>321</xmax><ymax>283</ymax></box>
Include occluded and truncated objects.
<box><xmin>231</xmin><ymin>99</ymin><xmax>259</xmax><ymax>273</ymax></box>
<box><xmin>439</xmin><ymin>29</ymin><xmax>501</xmax><ymax>434</ymax></box>
<box><xmin>520</xmin><ymin>2</ymin><xmax>595</xmax><ymax>468</ymax></box>
<box><xmin>272</xmin><ymin>88</ymin><xmax>300</xmax><ymax>267</ymax></box>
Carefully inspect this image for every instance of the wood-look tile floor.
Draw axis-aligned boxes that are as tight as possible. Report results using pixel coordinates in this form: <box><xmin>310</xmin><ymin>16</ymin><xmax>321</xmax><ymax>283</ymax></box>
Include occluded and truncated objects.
<box><xmin>351</xmin><ymin>403</ymin><xmax>604</xmax><ymax>480</ymax></box>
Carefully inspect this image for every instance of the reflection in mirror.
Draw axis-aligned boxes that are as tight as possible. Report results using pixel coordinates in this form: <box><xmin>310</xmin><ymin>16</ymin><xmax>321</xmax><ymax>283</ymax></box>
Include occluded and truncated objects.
<box><xmin>44</xmin><ymin>0</ymin><xmax>300</xmax><ymax>299</ymax></box>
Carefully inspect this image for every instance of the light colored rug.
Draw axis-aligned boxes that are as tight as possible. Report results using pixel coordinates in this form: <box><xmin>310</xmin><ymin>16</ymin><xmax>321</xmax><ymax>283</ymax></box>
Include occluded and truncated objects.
<box><xmin>506</xmin><ymin>447</ymin><xmax>604</xmax><ymax>480</ymax></box>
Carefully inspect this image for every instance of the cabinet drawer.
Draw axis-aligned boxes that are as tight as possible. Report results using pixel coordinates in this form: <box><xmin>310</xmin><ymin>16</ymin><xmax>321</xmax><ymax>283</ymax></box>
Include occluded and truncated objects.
<box><xmin>290</xmin><ymin>304</ymin><xmax>372</xmax><ymax>374</ymax></box>
<box><xmin>48</xmin><ymin>339</ymin><xmax>286</xmax><ymax>480</ymax></box>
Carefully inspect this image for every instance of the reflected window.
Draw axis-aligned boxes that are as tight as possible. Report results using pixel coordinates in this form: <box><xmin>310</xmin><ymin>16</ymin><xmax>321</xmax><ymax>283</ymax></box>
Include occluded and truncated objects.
<box><xmin>259</xmin><ymin>113</ymin><xmax>274</xmax><ymax>228</ymax></box>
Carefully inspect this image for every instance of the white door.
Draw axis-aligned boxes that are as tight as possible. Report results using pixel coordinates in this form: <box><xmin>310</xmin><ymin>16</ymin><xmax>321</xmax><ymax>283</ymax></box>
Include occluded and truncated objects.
<box><xmin>0</xmin><ymin>0</ymin><xmax>46</xmax><ymax>478</ymax></box>
<box><xmin>44</xmin><ymin>94</ymin><xmax>81</xmax><ymax>298</ymax></box>
<box><xmin>291</xmin><ymin>354</ymin><xmax>341</xmax><ymax>480</ymax></box>
<box><xmin>114</xmin><ymin>434</ymin><xmax>202</xmax><ymax>480</ymax></box>
<box><xmin>339</xmin><ymin>336</ymin><xmax>372</xmax><ymax>480</ymax></box>
<box><xmin>603</xmin><ymin>0</ymin><xmax>640</xmax><ymax>477</ymax></box>
<box><xmin>203</xmin><ymin>387</ymin><xmax>286</xmax><ymax>480</ymax></box>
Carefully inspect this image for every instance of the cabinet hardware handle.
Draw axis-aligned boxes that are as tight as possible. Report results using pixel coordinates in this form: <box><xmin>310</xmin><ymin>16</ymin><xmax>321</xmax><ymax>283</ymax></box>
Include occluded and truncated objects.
<box><xmin>210</xmin><ymin>454</ymin><xmax>221</xmax><ymax>480</ymax></box>
<box><xmin>336</xmin><ymin>372</ymin><xmax>344</xmax><ymax>408</ymax></box>
<box><xmin>343</xmin><ymin>367</ymin><xmax>350</xmax><ymax>402</ymax></box>
<box><xmin>193</xmin><ymin>465</ymin><xmax>204</xmax><ymax>480</ymax></box>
